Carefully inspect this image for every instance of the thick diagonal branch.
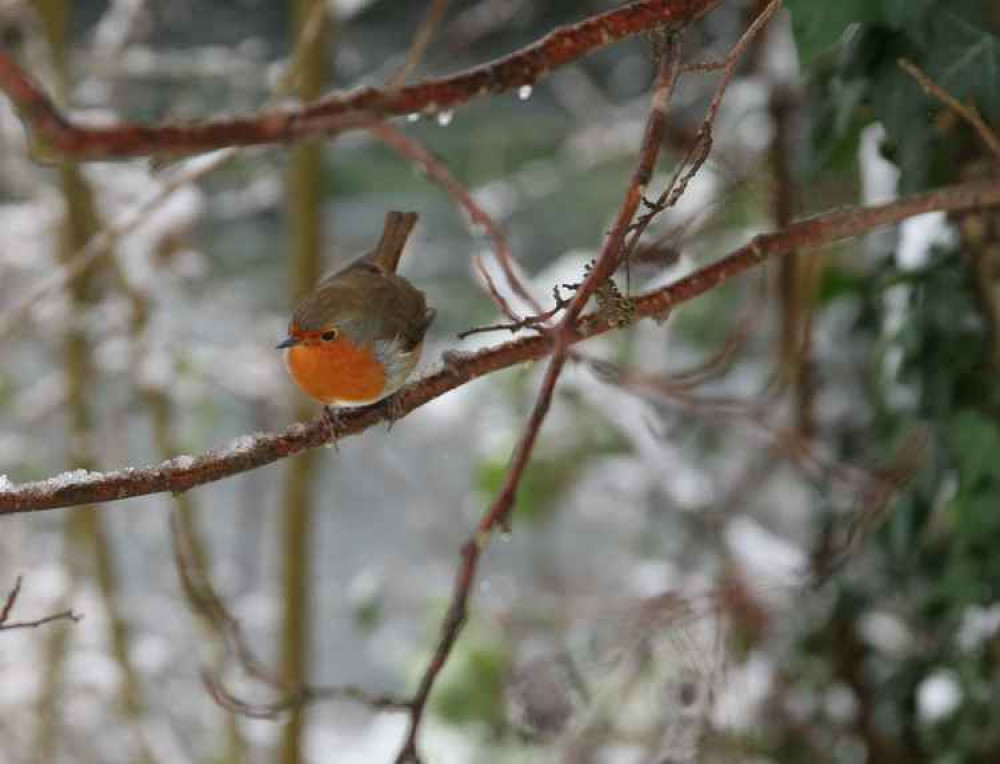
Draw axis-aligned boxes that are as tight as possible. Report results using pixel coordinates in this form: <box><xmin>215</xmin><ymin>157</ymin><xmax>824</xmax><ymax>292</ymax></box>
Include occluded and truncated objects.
<box><xmin>0</xmin><ymin>0</ymin><xmax>719</xmax><ymax>159</ymax></box>
<box><xmin>3</xmin><ymin>181</ymin><xmax>998</xmax><ymax>512</ymax></box>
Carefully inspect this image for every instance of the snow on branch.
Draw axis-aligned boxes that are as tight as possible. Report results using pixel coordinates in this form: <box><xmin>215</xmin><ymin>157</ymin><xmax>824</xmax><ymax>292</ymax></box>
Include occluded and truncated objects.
<box><xmin>2</xmin><ymin>177</ymin><xmax>999</xmax><ymax>517</ymax></box>
<box><xmin>0</xmin><ymin>0</ymin><xmax>720</xmax><ymax>160</ymax></box>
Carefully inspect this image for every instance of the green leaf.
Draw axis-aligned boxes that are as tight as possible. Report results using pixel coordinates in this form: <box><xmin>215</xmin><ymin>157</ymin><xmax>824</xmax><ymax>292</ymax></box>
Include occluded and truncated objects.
<box><xmin>925</xmin><ymin>10</ymin><xmax>1000</xmax><ymax>121</ymax></box>
<box><xmin>955</xmin><ymin>494</ymin><xmax>1000</xmax><ymax>539</ymax></box>
<box><xmin>431</xmin><ymin>637</ymin><xmax>507</xmax><ymax>728</ymax></box>
<box><xmin>816</xmin><ymin>263</ymin><xmax>869</xmax><ymax>304</ymax></box>
<box><xmin>476</xmin><ymin>455</ymin><xmax>574</xmax><ymax>525</ymax></box>
<box><xmin>881</xmin><ymin>0</ymin><xmax>937</xmax><ymax>43</ymax></box>
<box><xmin>802</xmin><ymin>77</ymin><xmax>870</xmax><ymax>180</ymax></box>
<box><xmin>785</xmin><ymin>0</ymin><xmax>882</xmax><ymax>66</ymax></box>
<box><xmin>950</xmin><ymin>411</ymin><xmax>1000</xmax><ymax>490</ymax></box>
<box><xmin>870</xmin><ymin>60</ymin><xmax>933</xmax><ymax>193</ymax></box>
<box><xmin>474</xmin><ymin>406</ymin><xmax>630</xmax><ymax>525</ymax></box>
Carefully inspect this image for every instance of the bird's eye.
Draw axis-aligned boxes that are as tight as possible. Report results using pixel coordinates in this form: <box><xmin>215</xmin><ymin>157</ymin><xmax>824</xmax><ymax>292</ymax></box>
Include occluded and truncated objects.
<box><xmin>321</xmin><ymin>329</ymin><xmax>338</xmax><ymax>342</ymax></box>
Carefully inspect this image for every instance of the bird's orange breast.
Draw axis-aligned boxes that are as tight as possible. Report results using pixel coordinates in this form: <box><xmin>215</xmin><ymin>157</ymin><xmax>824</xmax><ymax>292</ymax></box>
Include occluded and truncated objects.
<box><xmin>284</xmin><ymin>339</ymin><xmax>387</xmax><ymax>405</ymax></box>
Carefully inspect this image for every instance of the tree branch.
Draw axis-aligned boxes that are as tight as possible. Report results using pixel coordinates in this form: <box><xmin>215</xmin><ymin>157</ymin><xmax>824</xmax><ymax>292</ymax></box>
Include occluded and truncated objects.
<box><xmin>2</xmin><ymin>178</ymin><xmax>1000</xmax><ymax>516</ymax></box>
<box><xmin>0</xmin><ymin>0</ymin><xmax>719</xmax><ymax>160</ymax></box>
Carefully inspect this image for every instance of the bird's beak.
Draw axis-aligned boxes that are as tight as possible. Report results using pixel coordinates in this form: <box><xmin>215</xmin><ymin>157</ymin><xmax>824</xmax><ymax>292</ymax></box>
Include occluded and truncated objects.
<box><xmin>276</xmin><ymin>336</ymin><xmax>300</xmax><ymax>350</ymax></box>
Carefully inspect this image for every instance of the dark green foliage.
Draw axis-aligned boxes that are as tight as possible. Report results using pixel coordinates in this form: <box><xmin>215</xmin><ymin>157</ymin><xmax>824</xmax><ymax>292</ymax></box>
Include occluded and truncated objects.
<box><xmin>778</xmin><ymin>3</ymin><xmax>1000</xmax><ymax>759</ymax></box>
<box><xmin>788</xmin><ymin>0</ymin><xmax>1000</xmax><ymax>191</ymax></box>
<box><xmin>476</xmin><ymin>393</ymin><xmax>631</xmax><ymax>526</ymax></box>
<box><xmin>431</xmin><ymin>629</ymin><xmax>508</xmax><ymax>730</ymax></box>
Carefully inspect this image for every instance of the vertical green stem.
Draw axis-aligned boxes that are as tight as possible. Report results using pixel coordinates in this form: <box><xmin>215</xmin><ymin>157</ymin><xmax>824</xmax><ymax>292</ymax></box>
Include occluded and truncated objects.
<box><xmin>31</xmin><ymin>3</ymin><xmax>154</xmax><ymax>762</ymax></box>
<box><xmin>770</xmin><ymin>88</ymin><xmax>816</xmax><ymax>438</ymax></box>
<box><xmin>280</xmin><ymin>1</ymin><xmax>331</xmax><ymax>762</ymax></box>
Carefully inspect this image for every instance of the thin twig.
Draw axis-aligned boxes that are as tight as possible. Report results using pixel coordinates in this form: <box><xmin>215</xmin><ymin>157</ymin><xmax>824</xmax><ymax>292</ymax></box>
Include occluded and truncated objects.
<box><xmin>387</xmin><ymin>0</ymin><xmax>453</xmax><ymax>89</ymax></box>
<box><xmin>368</xmin><ymin>122</ymin><xmax>541</xmax><ymax>314</ymax></box>
<box><xmin>0</xmin><ymin>610</ymin><xmax>81</xmax><ymax>631</ymax></box>
<box><xmin>275</xmin><ymin>0</ymin><xmax>330</xmax><ymax>95</ymax></box>
<box><xmin>170</xmin><ymin>512</ymin><xmax>283</xmax><ymax>688</ymax></box>
<box><xmin>457</xmin><ymin>285</ymin><xmax>571</xmax><ymax>339</ymax></box>
<box><xmin>588</xmin><ymin>356</ymin><xmax>891</xmax><ymax>492</ymax></box>
<box><xmin>625</xmin><ymin>0</ymin><xmax>782</xmax><ymax>256</ymax></box>
<box><xmin>473</xmin><ymin>255</ymin><xmax>524</xmax><ymax>322</ymax></box>
<box><xmin>899</xmin><ymin>57</ymin><xmax>1000</xmax><ymax>163</ymax></box>
<box><xmin>0</xmin><ymin>576</ymin><xmax>81</xmax><ymax>631</ymax></box>
<box><xmin>172</xmin><ymin>510</ymin><xmax>409</xmax><ymax>718</ymax></box>
<box><xmin>662</xmin><ymin>267</ymin><xmax>769</xmax><ymax>389</ymax></box>
<box><xmin>769</xmin><ymin>80</ymin><xmax>817</xmax><ymax>437</ymax></box>
<box><xmin>590</xmin><ymin>353</ymin><xmax>926</xmax><ymax>591</ymax></box>
<box><xmin>1</xmin><ymin>576</ymin><xmax>23</xmax><ymax>625</ymax></box>
<box><xmin>202</xmin><ymin>672</ymin><xmax>410</xmax><ymax>721</ymax></box>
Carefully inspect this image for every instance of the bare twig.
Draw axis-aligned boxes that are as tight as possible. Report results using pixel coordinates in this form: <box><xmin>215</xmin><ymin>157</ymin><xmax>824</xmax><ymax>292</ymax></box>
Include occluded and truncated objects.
<box><xmin>280</xmin><ymin>3</ymin><xmax>330</xmax><ymax>756</ymax></box>
<box><xmin>275</xmin><ymin>0</ymin><xmax>329</xmax><ymax>95</ymax></box>
<box><xmin>811</xmin><ymin>430</ymin><xmax>928</xmax><ymax>586</ymax></box>
<box><xmin>0</xmin><ymin>576</ymin><xmax>23</xmax><ymax>625</ymax></box>
<box><xmin>589</xmin><ymin>356</ymin><xmax>902</xmax><ymax>493</ymax></box>
<box><xmin>0</xmin><ymin>0</ymin><xmax>720</xmax><ymax>159</ymax></box>
<box><xmin>457</xmin><ymin>285</ymin><xmax>571</xmax><ymax>338</ymax></box>
<box><xmin>368</xmin><ymin>122</ymin><xmax>541</xmax><ymax>315</ymax></box>
<box><xmin>473</xmin><ymin>255</ymin><xmax>524</xmax><ymax>322</ymax></box>
<box><xmin>172</xmin><ymin>511</ymin><xmax>410</xmax><ymax>718</ymax></box>
<box><xmin>625</xmin><ymin>0</ymin><xmax>782</xmax><ymax>255</ymax></box>
<box><xmin>0</xmin><ymin>576</ymin><xmax>81</xmax><ymax>631</ymax></box>
<box><xmin>203</xmin><ymin>672</ymin><xmax>410</xmax><ymax>721</ymax></box>
<box><xmin>590</xmin><ymin>355</ymin><xmax>926</xmax><ymax>589</ymax></box>
<box><xmin>660</xmin><ymin>268</ymin><xmax>768</xmax><ymax>390</ymax></box>
<box><xmin>899</xmin><ymin>57</ymin><xmax>1000</xmax><ymax>163</ymax></box>
<box><xmin>387</xmin><ymin>0</ymin><xmax>453</xmax><ymax>88</ymax></box>
<box><xmin>0</xmin><ymin>576</ymin><xmax>24</xmax><ymax>626</ymax></box>
<box><xmin>0</xmin><ymin>610</ymin><xmax>82</xmax><ymax>631</ymax></box>
<box><xmin>170</xmin><ymin>512</ymin><xmax>282</xmax><ymax>688</ymax></box>
<box><xmin>2</xmin><ymin>177</ymin><xmax>1000</xmax><ymax>515</ymax></box>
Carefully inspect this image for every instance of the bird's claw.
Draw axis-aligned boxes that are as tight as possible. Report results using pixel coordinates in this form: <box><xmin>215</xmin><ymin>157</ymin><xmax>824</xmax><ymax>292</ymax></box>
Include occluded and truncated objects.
<box><xmin>383</xmin><ymin>392</ymin><xmax>406</xmax><ymax>431</ymax></box>
<box><xmin>323</xmin><ymin>406</ymin><xmax>345</xmax><ymax>448</ymax></box>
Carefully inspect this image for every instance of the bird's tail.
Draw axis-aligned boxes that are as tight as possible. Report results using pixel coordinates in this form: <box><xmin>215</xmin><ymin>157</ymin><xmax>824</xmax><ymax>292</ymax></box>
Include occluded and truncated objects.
<box><xmin>367</xmin><ymin>210</ymin><xmax>418</xmax><ymax>273</ymax></box>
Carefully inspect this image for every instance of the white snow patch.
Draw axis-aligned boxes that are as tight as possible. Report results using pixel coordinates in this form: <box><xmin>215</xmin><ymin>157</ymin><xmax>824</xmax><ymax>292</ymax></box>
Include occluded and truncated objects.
<box><xmin>957</xmin><ymin>603</ymin><xmax>1000</xmax><ymax>651</ymax></box>
<box><xmin>898</xmin><ymin>211</ymin><xmax>955</xmax><ymax>270</ymax></box>
<box><xmin>229</xmin><ymin>434</ymin><xmax>261</xmax><ymax>454</ymax></box>
<box><xmin>167</xmin><ymin>455</ymin><xmax>195</xmax><ymax>471</ymax></box>
<box><xmin>859</xmin><ymin>610</ymin><xmax>914</xmax><ymax>656</ymax></box>
<box><xmin>725</xmin><ymin>517</ymin><xmax>807</xmax><ymax>590</ymax></box>
<box><xmin>48</xmin><ymin>468</ymin><xmax>105</xmax><ymax>489</ymax></box>
<box><xmin>917</xmin><ymin>670</ymin><xmax>962</xmax><ymax>723</ymax></box>
<box><xmin>860</xmin><ymin>123</ymin><xmax>900</xmax><ymax>206</ymax></box>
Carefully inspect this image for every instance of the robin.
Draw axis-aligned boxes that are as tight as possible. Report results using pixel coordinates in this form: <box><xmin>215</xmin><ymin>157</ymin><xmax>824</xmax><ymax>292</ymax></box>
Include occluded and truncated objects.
<box><xmin>277</xmin><ymin>211</ymin><xmax>435</xmax><ymax>425</ymax></box>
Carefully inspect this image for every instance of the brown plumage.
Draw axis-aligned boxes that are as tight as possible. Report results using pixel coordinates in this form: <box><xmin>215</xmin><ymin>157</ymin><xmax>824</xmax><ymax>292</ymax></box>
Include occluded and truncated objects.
<box><xmin>279</xmin><ymin>211</ymin><xmax>435</xmax><ymax>406</ymax></box>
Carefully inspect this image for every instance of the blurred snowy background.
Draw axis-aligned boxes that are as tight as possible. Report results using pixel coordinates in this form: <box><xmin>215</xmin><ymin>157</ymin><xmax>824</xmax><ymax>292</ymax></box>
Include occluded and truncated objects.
<box><xmin>3</xmin><ymin>1</ymin><xmax>997</xmax><ymax>763</ymax></box>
